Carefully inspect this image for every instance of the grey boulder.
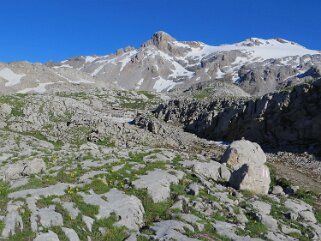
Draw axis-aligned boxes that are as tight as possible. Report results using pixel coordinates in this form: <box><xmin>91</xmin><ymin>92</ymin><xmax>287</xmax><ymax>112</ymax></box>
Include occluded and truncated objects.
<box><xmin>222</xmin><ymin>140</ymin><xmax>270</xmax><ymax>194</ymax></box>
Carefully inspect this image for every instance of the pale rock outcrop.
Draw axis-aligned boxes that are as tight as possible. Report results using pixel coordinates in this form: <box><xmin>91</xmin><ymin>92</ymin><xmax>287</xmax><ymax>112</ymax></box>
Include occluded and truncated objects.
<box><xmin>80</xmin><ymin>188</ymin><xmax>145</xmax><ymax>230</ymax></box>
<box><xmin>33</xmin><ymin>231</ymin><xmax>60</xmax><ymax>241</ymax></box>
<box><xmin>221</xmin><ymin>140</ymin><xmax>271</xmax><ymax>194</ymax></box>
<box><xmin>133</xmin><ymin>169</ymin><xmax>184</xmax><ymax>202</ymax></box>
<box><xmin>1</xmin><ymin>201</ymin><xmax>23</xmax><ymax>238</ymax></box>
<box><xmin>4</xmin><ymin>159</ymin><xmax>46</xmax><ymax>181</ymax></box>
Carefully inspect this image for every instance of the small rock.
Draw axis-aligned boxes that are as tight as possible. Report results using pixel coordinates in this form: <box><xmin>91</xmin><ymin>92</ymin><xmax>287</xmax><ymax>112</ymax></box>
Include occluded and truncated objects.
<box><xmin>193</xmin><ymin>161</ymin><xmax>221</xmax><ymax>181</ymax></box>
<box><xmin>299</xmin><ymin>210</ymin><xmax>317</xmax><ymax>223</ymax></box>
<box><xmin>185</xmin><ymin>183</ymin><xmax>200</xmax><ymax>196</ymax></box>
<box><xmin>284</xmin><ymin>211</ymin><xmax>298</xmax><ymax>221</ymax></box>
<box><xmin>34</xmin><ymin>231</ymin><xmax>60</xmax><ymax>241</ymax></box>
<box><xmin>261</xmin><ymin>214</ymin><xmax>278</xmax><ymax>231</ymax></box>
<box><xmin>83</xmin><ymin>216</ymin><xmax>94</xmax><ymax>232</ymax></box>
<box><xmin>284</xmin><ymin>185</ymin><xmax>300</xmax><ymax>195</ymax></box>
<box><xmin>252</xmin><ymin>200</ymin><xmax>271</xmax><ymax>215</ymax></box>
<box><xmin>62</xmin><ymin>227</ymin><xmax>80</xmax><ymax>241</ymax></box>
<box><xmin>272</xmin><ymin>185</ymin><xmax>284</xmax><ymax>195</ymax></box>
<box><xmin>281</xmin><ymin>225</ymin><xmax>301</xmax><ymax>235</ymax></box>
<box><xmin>219</xmin><ymin>164</ymin><xmax>231</xmax><ymax>182</ymax></box>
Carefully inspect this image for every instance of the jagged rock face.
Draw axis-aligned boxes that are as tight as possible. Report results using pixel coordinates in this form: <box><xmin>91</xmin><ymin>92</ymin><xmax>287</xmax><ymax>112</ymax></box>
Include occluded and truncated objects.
<box><xmin>152</xmin><ymin>79</ymin><xmax>321</xmax><ymax>153</ymax></box>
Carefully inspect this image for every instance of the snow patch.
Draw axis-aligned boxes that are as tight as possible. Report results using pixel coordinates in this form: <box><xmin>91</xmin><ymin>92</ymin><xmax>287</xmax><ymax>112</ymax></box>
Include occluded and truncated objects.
<box><xmin>135</xmin><ymin>78</ymin><xmax>144</xmax><ymax>90</ymax></box>
<box><xmin>215</xmin><ymin>68</ymin><xmax>225</xmax><ymax>78</ymax></box>
<box><xmin>91</xmin><ymin>65</ymin><xmax>105</xmax><ymax>76</ymax></box>
<box><xmin>53</xmin><ymin>64</ymin><xmax>73</xmax><ymax>69</ymax></box>
<box><xmin>118</xmin><ymin>50</ymin><xmax>137</xmax><ymax>72</ymax></box>
<box><xmin>0</xmin><ymin>68</ymin><xmax>26</xmax><ymax>87</ymax></box>
<box><xmin>153</xmin><ymin>77</ymin><xmax>178</xmax><ymax>92</ymax></box>
<box><xmin>85</xmin><ymin>56</ymin><xmax>97</xmax><ymax>63</ymax></box>
<box><xmin>17</xmin><ymin>82</ymin><xmax>56</xmax><ymax>94</ymax></box>
<box><xmin>69</xmin><ymin>79</ymin><xmax>95</xmax><ymax>84</ymax></box>
<box><xmin>184</xmin><ymin>38</ymin><xmax>320</xmax><ymax>64</ymax></box>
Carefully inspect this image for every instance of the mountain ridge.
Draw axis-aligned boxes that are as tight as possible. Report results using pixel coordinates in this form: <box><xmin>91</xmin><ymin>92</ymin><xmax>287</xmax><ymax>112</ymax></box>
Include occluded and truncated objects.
<box><xmin>0</xmin><ymin>31</ymin><xmax>320</xmax><ymax>95</ymax></box>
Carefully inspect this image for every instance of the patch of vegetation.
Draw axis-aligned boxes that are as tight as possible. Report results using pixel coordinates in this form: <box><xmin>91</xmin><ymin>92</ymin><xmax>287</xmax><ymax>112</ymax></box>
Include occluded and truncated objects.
<box><xmin>315</xmin><ymin>210</ymin><xmax>321</xmax><ymax>224</ymax></box>
<box><xmin>117</xmin><ymin>92</ymin><xmax>159</xmax><ymax>110</ymax></box>
<box><xmin>67</xmin><ymin>194</ymin><xmax>99</xmax><ymax>218</ymax></box>
<box><xmin>50</xmin><ymin>226</ymin><xmax>69</xmax><ymax>241</ymax></box>
<box><xmin>171</xmin><ymin>155</ymin><xmax>184</xmax><ymax>171</ymax></box>
<box><xmin>120</xmin><ymin>100</ymin><xmax>148</xmax><ymax>110</ymax></box>
<box><xmin>293</xmin><ymin>189</ymin><xmax>317</xmax><ymax>206</ymax></box>
<box><xmin>53</xmin><ymin>203</ymin><xmax>88</xmax><ymax>240</ymax></box>
<box><xmin>271</xmin><ymin>203</ymin><xmax>289</xmax><ymax>220</ymax></box>
<box><xmin>244</xmin><ymin>218</ymin><xmax>268</xmax><ymax>238</ymax></box>
<box><xmin>96</xmin><ymin>136</ymin><xmax>116</xmax><ymax>147</ymax></box>
<box><xmin>0</xmin><ymin>220</ymin><xmax>4</xmax><ymax>234</ymax></box>
<box><xmin>288</xmin><ymin>232</ymin><xmax>311</xmax><ymax>241</ymax></box>
<box><xmin>137</xmin><ymin>235</ymin><xmax>150</xmax><ymax>241</ymax></box>
<box><xmin>90</xmin><ymin>179</ymin><xmax>110</xmax><ymax>194</ymax></box>
<box><xmin>185</xmin><ymin>223</ymin><xmax>231</xmax><ymax>241</ymax></box>
<box><xmin>126</xmin><ymin>189</ymin><xmax>172</xmax><ymax>226</ymax></box>
<box><xmin>193</xmin><ymin>88</ymin><xmax>211</xmax><ymax>100</ymax></box>
<box><xmin>212</xmin><ymin>212</ymin><xmax>228</xmax><ymax>222</ymax></box>
<box><xmin>91</xmin><ymin>213</ymin><xmax>129</xmax><ymax>241</ymax></box>
<box><xmin>128</xmin><ymin>152</ymin><xmax>146</xmax><ymax>163</ymax></box>
<box><xmin>137</xmin><ymin>90</ymin><xmax>156</xmax><ymax>100</ymax></box>
<box><xmin>56</xmin><ymin>92</ymin><xmax>88</xmax><ymax>99</ymax></box>
<box><xmin>9</xmin><ymin>207</ymin><xmax>35</xmax><ymax>241</ymax></box>
<box><xmin>36</xmin><ymin>196</ymin><xmax>57</xmax><ymax>208</ymax></box>
<box><xmin>68</xmin><ymin>126</ymin><xmax>92</xmax><ymax>146</ymax></box>
<box><xmin>0</xmin><ymin>181</ymin><xmax>10</xmax><ymax>215</ymax></box>
<box><xmin>0</xmin><ymin>95</ymin><xmax>25</xmax><ymax>117</ymax></box>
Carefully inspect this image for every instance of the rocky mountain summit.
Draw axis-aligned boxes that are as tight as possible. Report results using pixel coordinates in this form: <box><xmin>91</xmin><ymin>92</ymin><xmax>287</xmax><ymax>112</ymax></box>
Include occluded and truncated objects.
<box><xmin>48</xmin><ymin>32</ymin><xmax>321</xmax><ymax>96</ymax></box>
<box><xmin>0</xmin><ymin>31</ymin><xmax>321</xmax><ymax>96</ymax></box>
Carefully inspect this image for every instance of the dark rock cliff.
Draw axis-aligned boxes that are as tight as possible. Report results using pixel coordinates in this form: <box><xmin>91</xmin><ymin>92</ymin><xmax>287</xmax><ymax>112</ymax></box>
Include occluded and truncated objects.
<box><xmin>151</xmin><ymin>79</ymin><xmax>321</xmax><ymax>153</ymax></box>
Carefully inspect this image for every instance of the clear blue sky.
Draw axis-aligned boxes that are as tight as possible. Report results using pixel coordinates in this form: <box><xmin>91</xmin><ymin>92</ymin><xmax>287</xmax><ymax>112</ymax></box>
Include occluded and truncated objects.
<box><xmin>1</xmin><ymin>0</ymin><xmax>321</xmax><ymax>63</ymax></box>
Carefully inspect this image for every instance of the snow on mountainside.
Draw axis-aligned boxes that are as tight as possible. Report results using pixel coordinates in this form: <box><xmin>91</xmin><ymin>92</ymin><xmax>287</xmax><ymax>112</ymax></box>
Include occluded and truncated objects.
<box><xmin>0</xmin><ymin>31</ymin><xmax>320</xmax><ymax>95</ymax></box>
<box><xmin>48</xmin><ymin>32</ymin><xmax>321</xmax><ymax>95</ymax></box>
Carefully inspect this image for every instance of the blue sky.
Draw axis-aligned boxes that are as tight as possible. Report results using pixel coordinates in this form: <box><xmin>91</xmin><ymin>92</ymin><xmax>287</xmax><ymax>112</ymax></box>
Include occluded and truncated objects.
<box><xmin>1</xmin><ymin>0</ymin><xmax>320</xmax><ymax>63</ymax></box>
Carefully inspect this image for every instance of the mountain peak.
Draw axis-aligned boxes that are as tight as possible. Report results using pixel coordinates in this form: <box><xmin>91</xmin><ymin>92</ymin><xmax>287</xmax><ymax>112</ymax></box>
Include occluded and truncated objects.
<box><xmin>142</xmin><ymin>31</ymin><xmax>176</xmax><ymax>50</ymax></box>
<box><xmin>152</xmin><ymin>31</ymin><xmax>176</xmax><ymax>42</ymax></box>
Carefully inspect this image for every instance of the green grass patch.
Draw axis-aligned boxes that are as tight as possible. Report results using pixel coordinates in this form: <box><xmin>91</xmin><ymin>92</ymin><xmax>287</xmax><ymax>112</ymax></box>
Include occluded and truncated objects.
<box><xmin>126</xmin><ymin>189</ymin><xmax>172</xmax><ymax>226</ymax></box>
<box><xmin>0</xmin><ymin>95</ymin><xmax>25</xmax><ymax>117</ymax></box>
<box><xmin>185</xmin><ymin>223</ymin><xmax>231</xmax><ymax>241</ymax></box>
<box><xmin>0</xmin><ymin>181</ymin><xmax>10</xmax><ymax>215</ymax></box>
<box><xmin>315</xmin><ymin>210</ymin><xmax>321</xmax><ymax>224</ymax></box>
<box><xmin>67</xmin><ymin>194</ymin><xmax>99</xmax><ymax>218</ymax></box>
<box><xmin>90</xmin><ymin>179</ymin><xmax>111</xmax><ymax>194</ymax></box>
<box><xmin>96</xmin><ymin>137</ymin><xmax>116</xmax><ymax>147</ymax></box>
<box><xmin>244</xmin><ymin>219</ymin><xmax>268</xmax><ymax>238</ymax></box>
<box><xmin>91</xmin><ymin>213</ymin><xmax>129</xmax><ymax>241</ymax></box>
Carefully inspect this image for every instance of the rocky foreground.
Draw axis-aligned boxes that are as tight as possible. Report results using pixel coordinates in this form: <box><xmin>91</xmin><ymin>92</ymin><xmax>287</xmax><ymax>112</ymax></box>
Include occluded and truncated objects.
<box><xmin>0</xmin><ymin>88</ymin><xmax>321</xmax><ymax>241</ymax></box>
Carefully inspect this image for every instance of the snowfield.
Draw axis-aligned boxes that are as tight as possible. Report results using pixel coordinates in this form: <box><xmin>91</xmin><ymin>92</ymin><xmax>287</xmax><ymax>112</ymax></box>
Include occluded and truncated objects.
<box><xmin>0</xmin><ymin>68</ymin><xmax>26</xmax><ymax>87</ymax></box>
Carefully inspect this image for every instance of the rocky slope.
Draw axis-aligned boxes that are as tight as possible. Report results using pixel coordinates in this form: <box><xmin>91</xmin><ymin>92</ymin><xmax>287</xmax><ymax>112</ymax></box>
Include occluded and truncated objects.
<box><xmin>1</xmin><ymin>32</ymin><xmax>320</xmax><ymax>95</ymax></box>
<box><xmin>150</xmin><ymin>79</ymin><xmax>321</xmax><ymax>154</ymax></box>
<box><xmin>1</xmin><ymin>90</ymin><xmax>321</xmax><ymax>241</ymax></box>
